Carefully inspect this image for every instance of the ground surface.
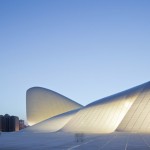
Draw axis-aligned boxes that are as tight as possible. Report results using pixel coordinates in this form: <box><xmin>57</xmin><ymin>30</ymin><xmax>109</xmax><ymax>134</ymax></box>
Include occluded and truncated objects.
<box><xmin>1</xmin><ymin>131</ymin><xmax>150</xmax><ymax>150</ymax></box>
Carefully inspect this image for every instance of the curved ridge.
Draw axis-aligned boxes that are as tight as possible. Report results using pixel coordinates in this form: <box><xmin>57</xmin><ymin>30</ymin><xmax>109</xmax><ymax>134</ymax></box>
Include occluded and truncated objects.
<box><xmin>62</xmin><ymin>82</ymin><xmax>149</xmax><ymax>133</ymax></box>
<box><xmin>25</xmin><ymin>82</ymin><xmax>150</xmax><ymax>134</ymax></box>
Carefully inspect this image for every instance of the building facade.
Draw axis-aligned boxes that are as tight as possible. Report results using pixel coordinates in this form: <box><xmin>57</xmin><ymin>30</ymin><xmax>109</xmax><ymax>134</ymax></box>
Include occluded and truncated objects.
<box><xmin>19</xmin><ymin>120</ymin><xmax>25</xmax><ymax>130</ymax></box>
<box><xmin>0</xmin><ymin>114</ymin><xmax>20</xmax><ymax>132</ymax></box>
<box><xmin>25</xmin><ymin>81</ymin><xmax>150</xmax><ymax>134</ymax></box>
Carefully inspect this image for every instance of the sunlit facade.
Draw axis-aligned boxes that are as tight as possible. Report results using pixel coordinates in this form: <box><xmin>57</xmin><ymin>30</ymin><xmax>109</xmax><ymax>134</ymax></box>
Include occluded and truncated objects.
<box><xmin>26</xmin><ymin>82</ymin><xmax>150</xmax><ymax>134</ymax></box>
<box><xmin>63</xmin><ymin>82</ymin><xmax>146</xmax><ymax>133</ymax></box>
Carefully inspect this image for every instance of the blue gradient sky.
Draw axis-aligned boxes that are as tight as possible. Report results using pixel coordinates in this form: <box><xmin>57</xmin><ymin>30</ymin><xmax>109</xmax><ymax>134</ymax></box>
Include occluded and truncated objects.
<box><xmin>0</xmin><ymin>0</ymin><xmax>150</xmax><ymax>122</ymax></box>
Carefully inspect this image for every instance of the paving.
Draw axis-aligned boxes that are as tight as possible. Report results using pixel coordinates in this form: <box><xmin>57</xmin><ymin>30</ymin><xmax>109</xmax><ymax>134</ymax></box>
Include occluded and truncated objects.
<box><xmin>1</xmin><ymin>132</ymin><xmax>150</xmax><ymax>150</ymax></box>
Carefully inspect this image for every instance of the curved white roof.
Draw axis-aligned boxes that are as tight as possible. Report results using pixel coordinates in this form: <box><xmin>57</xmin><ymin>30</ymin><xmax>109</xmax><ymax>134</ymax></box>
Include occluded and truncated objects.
<box><xmin>26</xmin><ymin>82</ymin><xmax>150</xmax><ymax>134</ymax></box>
<box><xmin>62</xmin><ymin>82</ymin><xmax>150</xmax><ymax>133</ymax></box>
<box><xmin>26</xmin><ymin>87</ymin><xmax>82</xmax><ymax>125</ymax></box>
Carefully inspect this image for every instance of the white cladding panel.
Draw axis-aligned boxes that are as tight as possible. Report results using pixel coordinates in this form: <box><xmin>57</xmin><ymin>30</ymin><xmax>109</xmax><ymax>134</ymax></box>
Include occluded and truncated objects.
<box><xmin>117</xmin><ymin>83</ymin><xmax>150</xmax><ymax>133</ymax></box>
<box><xmin>62</xmin><ymin>83</ymin><xmax>146</xmax><ymax>133</ymax></box>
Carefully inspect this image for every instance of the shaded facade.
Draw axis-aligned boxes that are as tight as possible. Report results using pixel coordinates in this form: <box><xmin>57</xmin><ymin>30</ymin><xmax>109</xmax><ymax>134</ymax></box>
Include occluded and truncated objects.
<box><xmin>0</xmin><ymin>114</ymin><xmax>19</xmax><ymax>132</ymax></box>
<box><xmin>19</xmin><ymin>120</ymin><xmax>25</xmax><ymax>130</ymax></box>
<box><xmin>0</xmin><ymin>115</ymin><xmax>4</xmax><ymax>131</ymax></box>
<box><xmin>9</xmin><ymin>116</ymin><xmax>19</xmax><ymax>131</ymax></box>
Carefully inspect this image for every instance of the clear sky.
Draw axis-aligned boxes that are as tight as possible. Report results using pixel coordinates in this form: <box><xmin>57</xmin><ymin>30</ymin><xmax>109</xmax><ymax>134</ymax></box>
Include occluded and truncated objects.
<box><xmin>0</xmin><ymin>0</ymin><xmax>150</xmax><ymax>122</ymax></box>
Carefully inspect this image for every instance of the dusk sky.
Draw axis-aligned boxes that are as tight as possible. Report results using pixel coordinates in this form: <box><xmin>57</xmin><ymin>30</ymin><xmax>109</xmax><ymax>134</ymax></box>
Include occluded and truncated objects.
<box><xmin>0</xmin><ymin>0</ymin><xmax>150</xmax><ymax>122</ymax></box>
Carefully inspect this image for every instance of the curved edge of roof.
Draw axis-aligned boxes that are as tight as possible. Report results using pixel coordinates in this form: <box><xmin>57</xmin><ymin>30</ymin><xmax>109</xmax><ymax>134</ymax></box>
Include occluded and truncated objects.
<box><xmin>86</xmin><ymin>81</ymin><xmax>150</xmax><ymax>107</ymax></box>
<box><xmin>22</xmin><ymin>108</ymin><xmax>81</xmax><ymax>133</ymax></box>
<box><xmin>26</xmin><ymin>86</ymin><xmax>83</xmax><ymax>107</ymax></box>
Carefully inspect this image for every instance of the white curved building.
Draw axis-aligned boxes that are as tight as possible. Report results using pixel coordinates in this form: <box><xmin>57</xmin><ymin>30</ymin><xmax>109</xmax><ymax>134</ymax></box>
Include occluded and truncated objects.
<box><xmin>26</xmin><ymin>87</ymin><xmax>82</xmax><ymax>126</ymax></box>
<box><xmin>117</xmin><ymin>82</ymin><xmax>150</xmax><ymax>133</ymax></box>
<box><xmin>62</xmin><ymin>82</ymin><xmax>147</xmax><ymax>133</ymax></box>
<box><xmin>25</xmin><ymin>109</ymin><xmax>80</xmax><ymax>133</ymax></box>
<box><xmin>26</xmin><ymin>82</ymin><xmax>150</xmax><ymax>134</ymax></box>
